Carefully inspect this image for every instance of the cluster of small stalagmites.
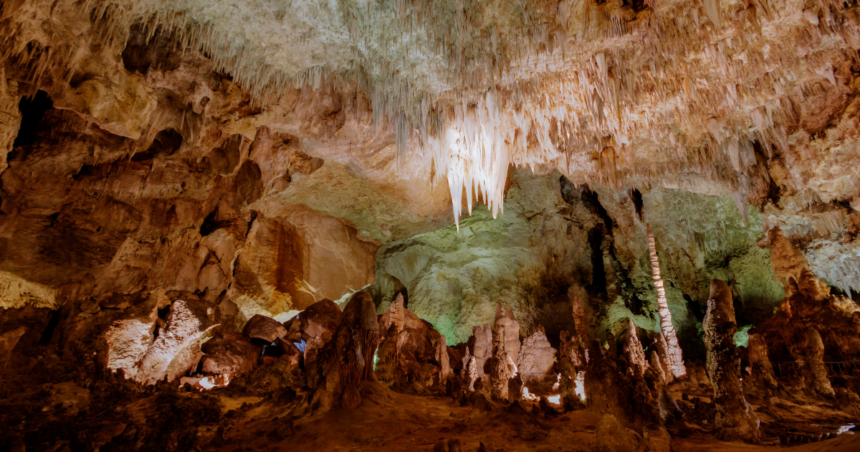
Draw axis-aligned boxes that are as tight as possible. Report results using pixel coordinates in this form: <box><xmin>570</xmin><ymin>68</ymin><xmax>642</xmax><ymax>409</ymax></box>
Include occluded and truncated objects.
<box><xmin>753</xmin><ymin>228</ymin><xmax>860</xmax><ymax>408</ymax></box>
<box><xmin>457</xmin><ymin>303</ymin><xmax>564</xmax><ymax>408</ymax></box>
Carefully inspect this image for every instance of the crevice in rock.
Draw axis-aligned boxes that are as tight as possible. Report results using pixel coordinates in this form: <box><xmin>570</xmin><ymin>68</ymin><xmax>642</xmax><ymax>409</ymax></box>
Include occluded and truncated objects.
<box><xmin>200</xmin><ymin>207</ymin><xmax>233</xmax><ymax>237</ymax></box>
<box><xmin>629</xmin><ymin>188</ymin><xmax>644</xmax><ymax>221</ymax></box>
<box><xmin>132</xmin><ymin>129</ymin><xmax>183</xmax><ymax>161</ymax></box>
<box><xmin>37</xmin><ymin>309</ymin><xmax>62</xmax><ymax>345</ymax></box>
<box><xmin>13</xmin><ymin>90</ymin><xmax>52</xmax><ymax>148</ymax></box>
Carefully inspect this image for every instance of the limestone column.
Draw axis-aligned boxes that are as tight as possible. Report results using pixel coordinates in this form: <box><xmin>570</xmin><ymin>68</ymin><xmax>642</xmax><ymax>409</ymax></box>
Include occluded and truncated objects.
<box><xmin>703</xmin><ymin>280</ymin><xmax>760</xmax><ymax>443</ymax></box>
<box><xmin>647</xmin><ymin>224</ymin><xmax>686</xmax><ymax>379</ymax></box>
<box><xmin>806</xmin><ymin>327</ymin><xmax>835</xmax><ymax>398</ymax></box>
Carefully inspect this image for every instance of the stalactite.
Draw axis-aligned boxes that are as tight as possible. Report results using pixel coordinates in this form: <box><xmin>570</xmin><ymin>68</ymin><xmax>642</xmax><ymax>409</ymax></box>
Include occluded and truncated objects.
<box><xmin>647</xmin><ymin>224</ymin><xmax>687</xmax><ymax>379</ymax></box>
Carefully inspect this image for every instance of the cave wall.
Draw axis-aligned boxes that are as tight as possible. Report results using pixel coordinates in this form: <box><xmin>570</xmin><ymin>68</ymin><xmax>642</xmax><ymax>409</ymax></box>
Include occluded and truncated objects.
<box><xmin>373</xmin><ymin>171</ymin><xmax>786</xmax><ymax>353</ymax></box>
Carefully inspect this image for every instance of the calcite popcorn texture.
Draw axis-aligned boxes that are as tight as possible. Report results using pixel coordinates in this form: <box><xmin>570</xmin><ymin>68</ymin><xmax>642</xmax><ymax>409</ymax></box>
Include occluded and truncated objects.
<box><xmin>703</xmin><ymin>280</ymin><xmax>761</xmax><ymax>444</ymax></box>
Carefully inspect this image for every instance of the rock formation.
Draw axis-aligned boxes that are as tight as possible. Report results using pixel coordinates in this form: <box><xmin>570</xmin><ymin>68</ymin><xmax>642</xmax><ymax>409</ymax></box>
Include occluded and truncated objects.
<box><xmin>375</xmin><ymin>294</ymin><xmax>450</xmax><ymax>392</ymax></box>
<box><xmin>3</xmin><ymin>0</ymin><xmax>860</xmax><ymax>449</ymax></box>
<box><xmin>517</xmin><ymin>325</ymin><xmax>556</xmax><ymax>394</ymax></box>
<box><xmin>647</xmin><ymin>224</ymin><xmax>686</xmax><ymax>379</ymax></box>
<box><xmin>703</xmin><ymin>280</ymin><xmax>761</xmax><ymax>443</ymax></box>
<box><xmin>295</xmin><ymin>298</ymin><xmax>342</xmax><ymax>368</ymax></box>
<box><xmin>805</xmin><ymin>327</ymin><xmax>835</xmax><ymax>398</ymax></box>
<box><xmin>309</xmin><ymin>291</ymin><xmax>379</xmax><ymax>411</ymax></box>
<box><xmin>559</xmin><ymin>330</ymin><xmax>587</xmax><ymax>406</ymax></box>
<box><xmin>624</xmin><ymin>319</ymin><xmax>648</xmax><ymax>377</ymax></box>
<box><xmin>747</xmin><ymin>333</ymin><xmax>779</xmax><ymax>396</ymax></box>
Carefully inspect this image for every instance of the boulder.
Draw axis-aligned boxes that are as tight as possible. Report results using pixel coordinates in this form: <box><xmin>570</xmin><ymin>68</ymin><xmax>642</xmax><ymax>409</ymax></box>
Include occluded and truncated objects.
<box><xmin>201</xmin><ymin>334</ymin><xmax>260</xmax><ymax>376</ymax></box>
<box><xmin>242</xmin><ymin>314</ymin><xmax>287</xmax><ymax>343</ymax></box>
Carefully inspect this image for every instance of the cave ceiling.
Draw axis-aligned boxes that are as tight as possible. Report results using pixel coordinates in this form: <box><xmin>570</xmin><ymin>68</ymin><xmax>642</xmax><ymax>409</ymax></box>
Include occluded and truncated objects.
<box><xmin>1</xmin><ymin>1</ymin><xmax>860</xmax><ymax>318</ymax></box>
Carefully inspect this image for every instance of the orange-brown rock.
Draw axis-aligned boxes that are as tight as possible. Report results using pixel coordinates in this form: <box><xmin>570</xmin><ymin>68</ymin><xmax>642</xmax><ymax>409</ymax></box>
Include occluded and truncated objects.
<box><xmin>703</xmin><ymin>280</ymin><xmax>761</xmax><ymax>444</ymax></box>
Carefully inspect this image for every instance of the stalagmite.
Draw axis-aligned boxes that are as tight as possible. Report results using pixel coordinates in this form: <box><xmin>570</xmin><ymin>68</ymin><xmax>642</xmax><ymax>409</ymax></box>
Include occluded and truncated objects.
<box><xmin>489</xmin><ymin>322</ymin><xmax>517</xmax><ymax>401</ymax></box>
<box><xmin>517</xmin><ymin>325</ymin><xmax>556</xmax><ymax>393</ymax></box>
<box><xmin>654</xmin><ymin>333</ymin><xmax>675</xmax><ymax>384</ymax></box>
<box><xmin>747</xmin><ymin>333</ymin><xmax>779</xmax><ymax>395</ymax></box>
<box><xmin>470</xmin><ymin>324</ymin><xmax>493</xmax><ymax>379</ymax></box>
<box><xmin>493</xmin><ymin>303</ymin><xmax>521</xmax><ymax>366</ymax></box>
<box><xmin>647</xmin><ymin>224</ymin><xmax>686</xmax><ymax>379</ymax></box>
<box><xmin>559</xmin><ymin>330</ymin><xmax>587</xmax><ymax>405</ymax></box>
<box><xmin>805</xmin><ymin>327</ymin><xmax>835</xmax><ymax>398</ymax></box>
<box><xmin>624</xmin><ymin>318</ymin><xmax>648</xmax><ymax>377</ymax></box>
<box><xmin>436</xmin><ymin>335</ymin><xmax>452</xmax><ymax>385</ymax></box>
<box><xmin>703</xmin><ymin>280</ymin><xmax>760</xmax><ymax>443</ymax></box>
<box><xmin>572</xmin><ymin>295</ymin><xmax>589</xmax><ymax>345</ymax></box>
<box><xmin>650</xmin><ymin>350</ymin><xmax>667</xmax><ymax>386</ymax></box>
<box><xmin>462</xmin><ymin>347</ymin><xmax>478</xmax><ymax>391</ymax></box>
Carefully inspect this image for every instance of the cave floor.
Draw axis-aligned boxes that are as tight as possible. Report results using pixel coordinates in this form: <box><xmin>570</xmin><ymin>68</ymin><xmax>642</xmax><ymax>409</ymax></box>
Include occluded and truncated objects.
<box><xmin>1</xmin><ymin>374</ymin><xmax>859</xmax><ymax>451</ymax></box>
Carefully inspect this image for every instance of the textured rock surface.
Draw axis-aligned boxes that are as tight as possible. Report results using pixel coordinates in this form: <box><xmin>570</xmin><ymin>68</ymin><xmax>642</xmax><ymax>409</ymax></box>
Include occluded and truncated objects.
<box><xmin>517</xmin><ymin>326</ymin><xmax>556</xmax><ymax>393</ymax></box>
<box><xmin>703</xmin><ymin>280</ymin><xmax>761</xmax><ymax>443</ymax></box>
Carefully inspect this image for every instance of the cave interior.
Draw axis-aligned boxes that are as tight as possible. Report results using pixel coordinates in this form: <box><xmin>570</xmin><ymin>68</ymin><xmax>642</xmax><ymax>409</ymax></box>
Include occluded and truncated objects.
<box><xmin>2</xmin><ymin>0</ymin><xmax>860</xmax><ymax>451</ymax></box>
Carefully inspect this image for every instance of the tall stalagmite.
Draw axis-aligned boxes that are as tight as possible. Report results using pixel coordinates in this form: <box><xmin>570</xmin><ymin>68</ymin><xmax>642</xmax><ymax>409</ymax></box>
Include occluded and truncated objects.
<box><xmin>703</xmin><ymin>280</ymin><xmax>761</xmax><ymax>443</ymax></box>
<box><xmin>747</xmin><ymin>333</ymin><xmax>779</xmax><ymax>395</ymax></box>
<box><xmin>647</xmin><ymin>224</ymin><xmax>686</xmax><ymax>379</ymax></box>
<box><xmin>806</xmin><ymin>328</ymin><xmax>835</xmax><ymax>398</ymax></box>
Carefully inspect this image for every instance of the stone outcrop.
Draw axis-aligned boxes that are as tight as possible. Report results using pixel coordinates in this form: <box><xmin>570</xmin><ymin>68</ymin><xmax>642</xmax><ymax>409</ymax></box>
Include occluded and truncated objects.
<box><xmin>309</xmin><ymin>292</ymin><xmax>379</xmax><ymax>411</ymax></box>
<box><xmin>0</xmin><ymin>70</ymin><xmax>21</xmax><ymax>173</ymax></box>
<box><xmin>703</xmin><ymin>280</ymin><xmax>761</xmax><ymax>443</ymax></box>
<box><xmin>294</xmin><ymin>298</ymin><xmax>343</xmax><ymax>368</ymax></box>
<box><xmin>517</xmin><ymin>325</ymin><xmax>556</xmax><ymax>393</ymax></box>
<box><xmin>375</xmin><ymin>294</ymin><xmax>450</xmax><ymax>392</ymax></box>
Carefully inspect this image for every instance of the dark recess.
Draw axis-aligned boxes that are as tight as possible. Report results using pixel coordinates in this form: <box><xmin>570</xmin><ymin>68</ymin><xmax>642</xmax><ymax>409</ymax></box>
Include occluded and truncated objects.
<box><xmin>629</xmin><ymin>188</ymin><xmax>644</xmax><ymax>221</ymax></box>
<box><xmin>132</xmin><ymin>129</ymin><xmax>183</xmax><ymax>161</ymax></box>
<box><xmin>200</xmin><ymin>207</ymin><xmax>235</xmax><ymax>237</ymax></box>
<box><xmin>13</xmin><ymin>90</ymin><xmax>53</xmax><ymax>148</ymax></box>
<box><xmin>38</xmin><ymin>309</ymin><xmax>63</xmax><ymax>345</ymax></box>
